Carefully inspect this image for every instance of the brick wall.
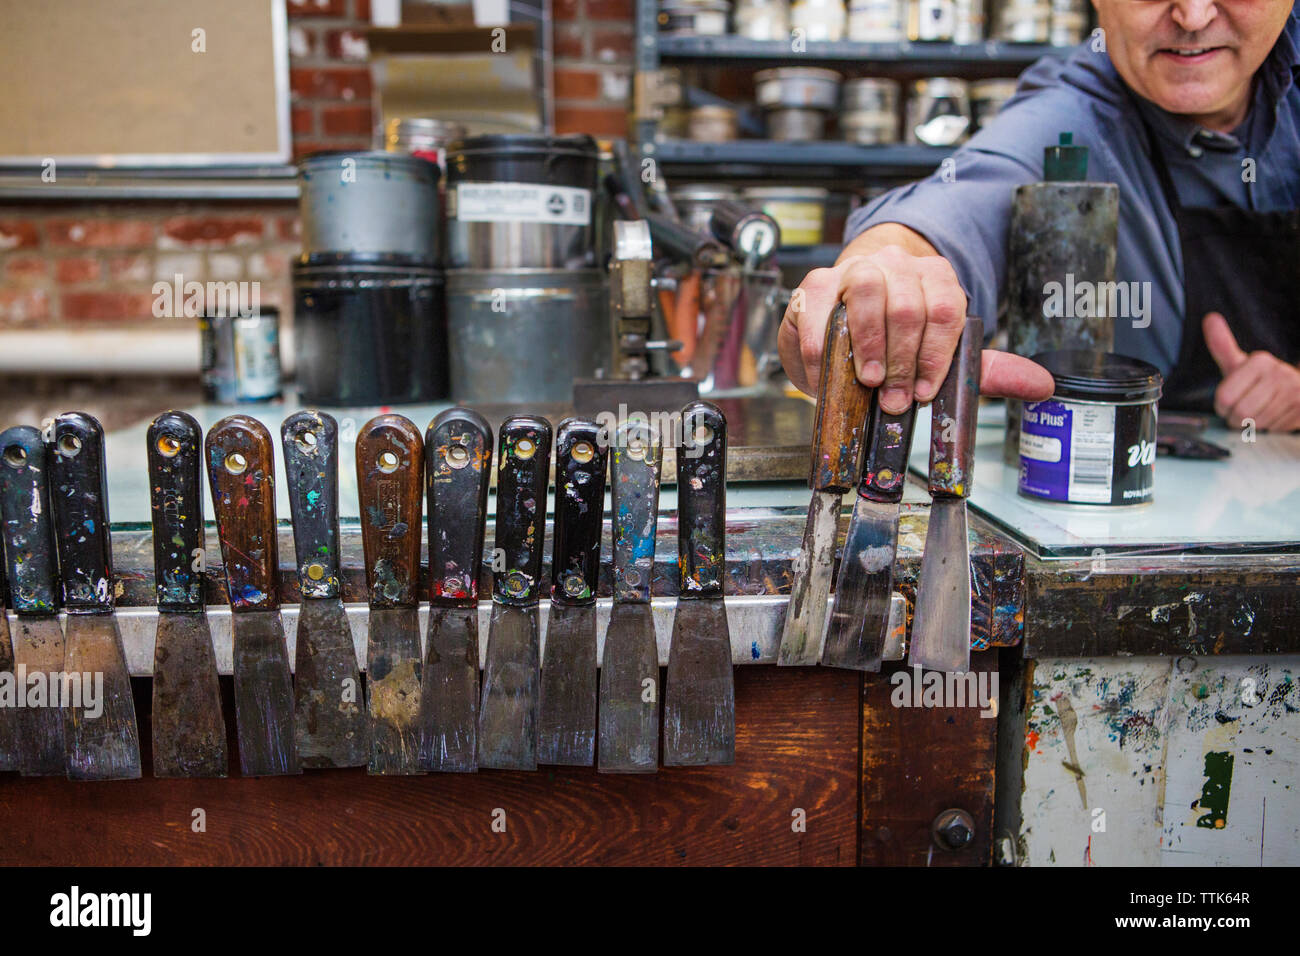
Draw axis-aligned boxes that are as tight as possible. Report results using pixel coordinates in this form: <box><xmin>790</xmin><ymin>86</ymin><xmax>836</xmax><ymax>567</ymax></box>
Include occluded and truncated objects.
<box><xmin>0</xmin><ymin>0</ymin><xmax>633</xmax><ymax>336</ymax></box>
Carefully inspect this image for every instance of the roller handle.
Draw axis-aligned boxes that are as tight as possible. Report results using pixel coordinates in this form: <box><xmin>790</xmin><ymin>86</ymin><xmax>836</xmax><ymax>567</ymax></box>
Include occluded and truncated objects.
<box><xmin>493</xmin><ymin>415</ymin><xmax>552</xmax><ymax>606</ymax></box>
<box><xmin>551</xmin><ymin>418</ymin><xmax>608</xmax><ymax>607</ymax></box>
<box><xmin>0</xmin><ymin>426</ymin><xmax>59</xmax><ymax>615</ymax></box>
<box><xmin>610</xmin><ymin>419</ymin><xmax>662</xmax><ymax>605</ymax></box>
<box><xmin>147</xmin><ymin>410</ymin><xmax>206</xmax><ymax>611</ymax></box>
<box><xmin>860</xmin><ymin>401</ymin><xmax>919</xmax><ymax>505</ymax></box>
<box><xmin>281</xmin><ymin>410</ymin><xmax>342</xmax><ymax>599</ymax></box>
<box><xmin>809</xmin><ymin>303</ymin><xmax>874</xmax><ymax>494</ymax></box>
<box><xmin>676</xmin><ymin>401</ymin><xmax>727</xmax><ymax>599</ymax></box>
<box><xmin>356</xmin><ymin>414</ymin><xmax>425</xmax><ymax>610</ymax></box>
<box><xmin>426</xmin><ymin>407</ymin><xmax>492</xmax><ymax>605</ymax></box>
<box><xmin>929</xmin><ymin>315</ymin><xmax>984</xmax><ymax>499</ymax></box>
<box><xmin>50</xmin><ymin>411</ymin><xmax>114</xmax><ymax>611</ymax></box>
<box><xmin>206</xmin><ymin>415</ymin><xmax>280</xmax><ymax>612</ymax></box>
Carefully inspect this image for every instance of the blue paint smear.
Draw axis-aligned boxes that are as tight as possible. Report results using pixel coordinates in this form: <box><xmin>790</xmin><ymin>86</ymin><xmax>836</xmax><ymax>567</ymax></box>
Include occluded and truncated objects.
<box><xmin>751</xmin><ymin>641</ymin><xmax>760</xmax><ymax>660</ymax></box>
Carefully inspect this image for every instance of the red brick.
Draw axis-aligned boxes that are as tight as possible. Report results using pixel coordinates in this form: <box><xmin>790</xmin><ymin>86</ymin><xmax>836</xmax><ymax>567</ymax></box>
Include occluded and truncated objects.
<box><xmin>288</xmin><ymin>24</ymin><xmax>315</xmax><ymax>58</ymax></box>
<box><xmin>277</xmin><ymin>216</ymin><xmax>302</xmax><ymax>241</ymax></box>
<box><xmin>46</xmin><ymin>219</ymin><xmax>155</xmax><ymax>249</ymax></box>
<box><xmin>0</xmin><ymin>288</ymin><xmax>50</xmax><ymax>325</ymax></box>
<box><xmin>293</xmin><ymin>106</ymin><xmax>315</xmax><ymax>135</ymax></box>
<box><xmin>555</xmin><ymin>68</ymin><xmax>602</xmax><ymax>100</ymax></box>
<box><xmin>4</xmin><ymin>254</ymin><xmax>47</xmax><ymax>280</ymax></box>
<box><xmin>554</xmin><ymin>105</ymin><xmax>628</xmax><ymax>137</ymax></box>
<box><xmin>287</xmin><ymin>0</ymin><xmax>346</xmax><ymax>17</ymax></box>
<box><xmin>0</xmin><ymin>220</ymin><xmax>40</xmax><ymax>250</ymax></box>
<box><xmin>246</xmin><ymin>251</ymin><xmax>290</xmax><ymax>280</ymax></box>
<box><xmin>160</xmin><ymin>217</ymin><xmax>267</xmax><ymax>248</ymax></box>
<box><xmin>320</xmin><ymin>104</ymin><xmax>374</xmax><ymax>136</ymax></box>
<box><xmin>106</xmin><ymin>254</ymin><xmax>152</xmax><ymax>281</ymax></box>
<box><xmin>554</xmin><ymin>25</ymin><xmax>586</xmax><ymax>59</ymax></box>
<box><xmin>55</xmin><ymin>257</ymin><xmax>101</xmax><ymax>283</ymax></box>
<box><xmin>353</xmin><ymin>0</ymin><xmax>370</xmax><ymax>20</ymax></box>
<box><xmin>290</xmin><ymin>67</ymin><xmax>372</xmax><ymax>101</ymax></box>
<box><xmin>61</xmin><ymin>291</ymin><xmax>158</xmax><ymax>322</ymax></box>
<box><xmin>588</xmin><ymin>0</ymin><xmax>633</xmax><ymax>18</ymax></box>
<box><xmin>555</xmin><ymin>0</ymin><xmax>582</xmax><ymax>20</ymax></box>
<box><xmin>592</xmin><ymin>28</ymin><xmax>634</xmax><ymax>62</ymax></box>
<box><xmin>324</xmin><ymin>28</ymin><xmax>370</xmax><ymax>60</ymax></box>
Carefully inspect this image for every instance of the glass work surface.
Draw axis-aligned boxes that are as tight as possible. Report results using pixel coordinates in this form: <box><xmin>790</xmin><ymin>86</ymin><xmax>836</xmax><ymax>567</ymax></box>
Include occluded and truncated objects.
<box><xmin>907</xmin><ymin>401</ymin><xmax>1300</xmax><ymax>559</ymax></box>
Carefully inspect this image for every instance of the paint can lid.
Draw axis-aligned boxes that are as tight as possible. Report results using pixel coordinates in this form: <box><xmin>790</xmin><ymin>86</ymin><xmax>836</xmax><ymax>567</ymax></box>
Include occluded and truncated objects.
<box><xmin>1033</xmin><ymin>350</ymin><xmax>1163</xmax><ymax>403</ymax></box>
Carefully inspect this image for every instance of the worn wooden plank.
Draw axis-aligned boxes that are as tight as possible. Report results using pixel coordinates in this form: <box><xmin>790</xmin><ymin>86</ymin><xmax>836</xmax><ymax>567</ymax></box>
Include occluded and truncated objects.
<box><xmin>860</xmin><ymin>649</ymin><xmax>1000</xmax><ymax>866</ymax></box>
<box><xmin>0</xmin><ymin>666</ymin><xmax>859</xmax><ymax>866</ymax></box>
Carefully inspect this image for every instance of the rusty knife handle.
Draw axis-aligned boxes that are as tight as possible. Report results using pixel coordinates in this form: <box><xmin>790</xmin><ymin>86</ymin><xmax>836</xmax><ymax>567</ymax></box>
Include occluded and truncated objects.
<box><xmin>356</xmin><ymin>413</ymin><xmax>424</xmax><ymax>609</ymax></box>
<box><xmin>860</xmin><ymin>400</ymin><xmax>919</xmax><ymax>505</ymax></box>
<box><xmin>50</xmin><ymin>411</ymin><xmax>114</xmax><ymax>611</ymax></box>
<box><xmin>551</xmin><ymin>417</ymin><xmax>608</xmax><ymax>607</ymax></box>
<box><xmin>206</xmin><ymin>414</ymin><xmax>280</xmax><ymax>612</ymax></box>
<box><xmin>281</xmin><ymin>410</ymin><xmax>342</xmax><ymax>599</ymax></box>
<box><xmin>677</xmin><ymin>400</ymin><xmax>727</xmax><ymax>598</ymax></box>
<box><xmin>929</xmin><ymin>315</ymin><xmax>983</xmax><ymax>500</ymax></box>
<box><xmin>0</xmin><ymin>426</ymin><xmax>60</xmax><ymax>615</ymax></box>
<box><xmin>493</xmin><ymin>415</ymin><xmax>552</xmax><ymax>607</ymax></box>
<box><xmin>610</xmin><ymin>418</ymin><xmax>662</xmax><ymax>605</ymax></box>
<box><xmin>147</xmin><ymin>410</ymin><xmax>206</xmax><ymax>611</ymax></box>
<box><xmin>426</xmin><ymin>406</ymin><xmax>492</xmax><ymax>605</ymax></box>
<box><xmin>809</xmin><ymin>302</ymin><xmax>873</xmax><ymax>493</ymax></box>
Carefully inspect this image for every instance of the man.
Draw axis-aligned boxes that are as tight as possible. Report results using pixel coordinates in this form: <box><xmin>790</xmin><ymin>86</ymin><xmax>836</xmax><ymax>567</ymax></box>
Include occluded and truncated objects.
<box><xmin>780</xmin><ymin>0</ymin><xmax>1300</xmax><ymax>431</ymax></box>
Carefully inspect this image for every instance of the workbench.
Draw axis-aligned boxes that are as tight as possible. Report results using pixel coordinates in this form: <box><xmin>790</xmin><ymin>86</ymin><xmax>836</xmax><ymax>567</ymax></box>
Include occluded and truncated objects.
<box><xmin>1</xmin><ymin>396</ymin><xmax>1296</xmax><ymax>866</ymax></box>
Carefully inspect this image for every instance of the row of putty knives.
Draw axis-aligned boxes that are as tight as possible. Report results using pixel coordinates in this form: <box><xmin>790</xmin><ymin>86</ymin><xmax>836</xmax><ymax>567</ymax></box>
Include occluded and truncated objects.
<box><xmin>0</xmin><ymin>401</ymin><xmax>733</xmax><ymax>779</ymax></box>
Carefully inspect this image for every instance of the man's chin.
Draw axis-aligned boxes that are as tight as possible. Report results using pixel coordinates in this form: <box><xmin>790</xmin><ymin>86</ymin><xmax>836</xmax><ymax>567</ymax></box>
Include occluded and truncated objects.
<box><xmin>1143</xmin><ymin>76</ymin><xmax>1237</xmax><ymax>119</ymax></box>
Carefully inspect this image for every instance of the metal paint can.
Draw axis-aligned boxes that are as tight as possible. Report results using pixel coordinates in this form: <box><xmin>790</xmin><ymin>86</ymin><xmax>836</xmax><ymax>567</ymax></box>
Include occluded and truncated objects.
<box><xmin>200</xmin><ymin>307</ymin><xmax>283</xmax><ymax>404</ymax></box>
<box><xmin>906</xmin><ymin>77</ymin><xmax>971</xmax><ymax>145</ymax></box>
<box><xmin>659</xmin><ymin>0</ymin><xmax>732</xmax><ymax>35</ymax></box>
<box><xmin>670</xmin><ymin>183</ymin><xmax>741</xmax><ymax>235</ymax></box>
<box><xmin>847</xmin><ymin>0</ymin><xmax>905</xmax><ymax>41</ymax></box>
<box><xmin>841</xmin><ymin>78</ymin><xmax>900</xmax><ymax>143</ymax></box>
<box><xmin>741</xmin><ymin>186</ymin><xmax>827</xmax><ymax>246</ymax></box>
<box><xmin>970</xmin><ymin>78</ymin><xmax>1019</xmax><ymax>130</ymax></box>
<box><xmin>381</xmin><ymin>117</ymin><xmax>467</xmax><ymax>169</ymax></box>
<box><xmin>445</xmin><ymin>269</ymin><xmax>607</xmax><ymax>403</ymax></box>
<box><xmin>1018</xmin><ymin>351</ymin><xmax>1162</xmax><ymax>506</ymax></box>
<box><xmin>790</xmin><ymin>0</ymin><xmax>848</xmax><ymax>40</ymax></box>
<box><xmin>908</xmin><ymin>0</ymin><xmax>956</xmax><ymax>41</ymax></box>
<box><xmin>687</xmin><ymin>105</ymin><xmax>741</xmax><ymax>142</ymax></box>
<box><xmin>734</xmin><ymin>0</ymin><xmax>790</xmax><ymax>39</ymax></box>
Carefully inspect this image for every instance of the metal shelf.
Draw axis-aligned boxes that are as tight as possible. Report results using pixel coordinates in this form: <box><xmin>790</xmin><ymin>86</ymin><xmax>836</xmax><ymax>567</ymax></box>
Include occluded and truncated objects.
<box><xmin>656</xmin><ymin>35</ymin><xmax>1071</xmax><ymax>72</ymax></box>
<box><xmin>653</xmin><ymin>139</ymin><xmax>950</xmax><ymax>174</ymax></box>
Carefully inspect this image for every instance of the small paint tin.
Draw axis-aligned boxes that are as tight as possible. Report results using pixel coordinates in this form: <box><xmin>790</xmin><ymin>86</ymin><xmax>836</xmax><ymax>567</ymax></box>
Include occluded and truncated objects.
<box><xmin>1017</xmin><ymin>350</ymin><xmax>1162</xmax><ymax>506</ymax></box>
<box><xmin>200</xmin><ymin>307</ymin><xmax>283</xmax><ymax>404</ymax></box>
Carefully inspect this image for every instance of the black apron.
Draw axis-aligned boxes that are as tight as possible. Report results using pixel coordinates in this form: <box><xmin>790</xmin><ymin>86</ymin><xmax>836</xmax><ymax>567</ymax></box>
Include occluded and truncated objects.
<box><xmin>1137</xmin><ymin>106</ymin><xmax>1300</xmax><ymax>412</ymax></box>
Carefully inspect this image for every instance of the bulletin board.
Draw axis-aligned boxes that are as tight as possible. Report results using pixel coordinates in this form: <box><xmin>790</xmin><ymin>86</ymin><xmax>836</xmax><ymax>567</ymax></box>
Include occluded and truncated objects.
<box><xmin>0</xmin><ymin>0</ymin><xmax>290</xmax><ymax>167</ymax></box>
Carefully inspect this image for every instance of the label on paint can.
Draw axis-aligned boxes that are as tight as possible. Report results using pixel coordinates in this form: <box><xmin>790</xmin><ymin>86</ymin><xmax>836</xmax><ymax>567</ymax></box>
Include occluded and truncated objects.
<box><xmin>453</xmin><ymin>182</ymin><xmax>592</xmax><ymax>225</ymax></box>
<box><xmin>1018</xmin><ymin>398</ymin><xmax>1156</xmax><ymax>505</ymax></box>
<box><xmin>232</xmin><ymin>315</ymin><xmax>282</xmax><ymax>401</ymax></box>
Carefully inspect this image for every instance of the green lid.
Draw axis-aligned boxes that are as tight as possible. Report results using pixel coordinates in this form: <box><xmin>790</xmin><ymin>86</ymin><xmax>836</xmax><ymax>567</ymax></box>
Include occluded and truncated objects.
<box><xmin>1043</xmin><ymin>132</ymin><xmax>1089</xmax><ymax>181</ymax></box>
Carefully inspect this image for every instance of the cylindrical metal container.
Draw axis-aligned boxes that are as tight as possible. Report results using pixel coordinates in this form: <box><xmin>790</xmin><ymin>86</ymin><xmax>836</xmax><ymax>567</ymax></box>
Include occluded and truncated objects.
<box><xmin>847</xmin><ymin>0</ymin><xmax>904</xmax><ymax>41</ymax></box>
<box><xmin>1018</xmin><ymin>351</ymin><xmax>1162</xmax><ymax>507</ymax></box>
<box><xmin>659</xmin><ymin>0</ymin><xmax>732</xmax><ymax>35</ymax></box>
<box><xmin>381</xmin><ymin>117</ymin><xmax>467</xmax><ymax>168</ymax></box>
<box><xmin>952</xmin><ymin>0</ymin><xmax>984</xmax><ymax>42</ymax></box>
<box><xmin>687</xmin><ymin>105</ymin><xmax>740</xmax><ymax>142</ymax></box>
<box><xmin>445</xmin><ymin>134</ymin><xmax>599</xmax><ymax>270</ymax></box>
<box><xmin>766</xmin><ymin>108</ymin><xmax>827</xmax><ymax>141</ymax></box>
<box><xmin>790</xmin><ymin>0</ymin><xmax>847</xmax><ymax>40</ymax></box>
<box><xmin>841</xmin><ymin>78</ymin><xmax>900</xmax><ymax>143</ymax></box>
<box><xmin>741</xmin><ymin>186</ymin><xmax>828</xmax><ymax>246</ymax></box>
<box><xmin>298</xmin><ymin>151</ymin><xmax>442</xmax><ymax>266</ymax></box>
<box><xmin>1049</xmin><ymin>10</ymin><xmax>1088</xmax><ymax>45</ymax></box>
<box><xmin>755</xmin><ymin>67</ymin><xmax>842</xmax><ymax>111</ymax></box>
<box><xmin>970</xmin><ymin>78</ymin><xmax>1018</xmax><ymax>130</ymax></box>
<box><xmin>993</xmin><ymin>0</ymin><xmax>1051</xmax><ymax>42</ymax></box>
<box><xmin>670</xmin><ymin>183</ymin><xmax>741</xmax><ymax>235</ymax></box>
<box><xmin>906</xmin><ymin>77</ymin><xmax>971</xmax><ymax>145</ymax></box>
<box><xmin>445</xmin><ymin>269</ymin><xmax>607</xmax><ymax>403</ymax></box>
<box><xmin>908</xmin><ymin>0</ymin><xmax>956</xmax><ymax>40</ymax></box>
<box><xmin>200</xmin><ymin>307</ymin><xmax>282</xmax><ymax>404</ymax></box>
<box><xmin>734</xmin><ymin>0</ymin><xmax>790</xmax><ymax>38</ymax></box>
<box><xmin>292</xmin><ymin>260</ymin><xmax>448</xmax><ymax>406</ymax></box>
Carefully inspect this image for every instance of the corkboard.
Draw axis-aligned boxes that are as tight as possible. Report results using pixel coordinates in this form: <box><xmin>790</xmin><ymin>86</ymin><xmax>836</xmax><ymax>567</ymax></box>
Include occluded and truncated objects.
<box><xmin>0</xmin><ymin>0</ymin><xmax>289</xmax><ymax>166</ymax></box>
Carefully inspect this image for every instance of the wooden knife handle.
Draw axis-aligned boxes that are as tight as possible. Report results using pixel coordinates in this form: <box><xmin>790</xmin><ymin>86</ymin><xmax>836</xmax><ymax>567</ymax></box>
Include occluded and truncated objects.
<box><xmin>929</xmin><ymin>315</ymin><xmax>983</xmax><ymax>500</ymax></box>
<box><xmin>356</xmin><ymin>413</ymin><xmax>424</xmax><ymax>609</ymax></box>
<box><xmin>493</xmin><ymin>415</ymin><xmax>552</xmax><ymax>606</ymax></box>
<box><xmin>610</xmin><ymin>418</ymin><xmax>662</xmax><ymax>605</ymax></box>
<box><xmin>0</xmin><ymin>426</ymin><xmax>59</xmax><ymax>615</ymax></box>
<box><xmin>206</xmin><ymin>414</ymin><xmax>280</xmax><ymax>612</ymax></box>
<box><xmin>809</xmin><ymin>302</ymin><xmax>873</xmax><ymax>493</ymax></box>
<box><xmin>281</xmin><ymin>410</ymin><xmax>341</xmax><ymax>599</ymax></box>
<box><xmin>676</xmin><ymin>400</ymin><xmax>727</xmax><ymax>598</ymax></box>
<box><xmin>50</xmin><ymin>411</ymin><xmax>114</xmax><ymax>611</ymax></box>
<box><xmin>426</xmin><ymin>407</ymin><xmax>492</xmax><ymax>605</ymax></box>
<box><xmin>860</xmin><ymin>400</ymin><xmax>918</xmax><ymax>505</ymax></box>
<box><xmin>551</xmin><ymin>417</ymin><xmax>608</xmax><ymax>607</ymax></box>
<box><xmin>147</xmin><ymin>410</ymin><xmax>206</xmax><ymax>611</ymax></box>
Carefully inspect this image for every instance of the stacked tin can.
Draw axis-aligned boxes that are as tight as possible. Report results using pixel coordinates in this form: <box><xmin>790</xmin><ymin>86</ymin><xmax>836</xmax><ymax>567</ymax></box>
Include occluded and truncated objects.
<box><xmin>659</xmin><ymin>0</ymin><xmax>733</xmax><ymax>35</ymax></box>
<box><xmin>992</xmin><ymin>0</ymin><xmax>1051</xmax><ymax>42</ymax></box>
<box><xmin>443</xmin><ymin>134</ymin><xmax>606</xmax><ymax>403</ymax></box>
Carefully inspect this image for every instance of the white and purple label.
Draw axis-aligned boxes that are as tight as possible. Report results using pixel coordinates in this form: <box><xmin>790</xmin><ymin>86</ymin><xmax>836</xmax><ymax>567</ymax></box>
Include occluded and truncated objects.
<box><xmin>1018</xmin><ymin>398</ymin><xmax>1156</xmax><ymax>506</ymax></box>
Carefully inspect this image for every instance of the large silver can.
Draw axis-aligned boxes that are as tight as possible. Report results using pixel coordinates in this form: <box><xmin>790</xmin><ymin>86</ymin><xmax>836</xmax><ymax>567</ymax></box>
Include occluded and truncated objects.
<box><xmin>445</xmin><ymin>269</ymin><xmax>608</xmax><ymax>403</ymax></box>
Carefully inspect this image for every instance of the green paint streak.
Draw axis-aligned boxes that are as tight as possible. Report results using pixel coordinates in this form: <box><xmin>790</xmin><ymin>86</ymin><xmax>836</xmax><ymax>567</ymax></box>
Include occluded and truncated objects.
<box><xmin>1195</xmin><ymin>751</ymin><xmax>1234</xmax><ymax>830</ymax></box>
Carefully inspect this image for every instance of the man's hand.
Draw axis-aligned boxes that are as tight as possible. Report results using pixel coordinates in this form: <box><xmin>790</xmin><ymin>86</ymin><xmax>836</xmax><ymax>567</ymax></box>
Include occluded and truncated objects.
<box><xmin>778</xmin><ymin>226</ymin><xmax>1054</xmax><ymax>410</ymax></box>
<box><xmin>1204</xmin><ymin>311</ymin><xmax>1300</xmax><ymax>432</ymax></box>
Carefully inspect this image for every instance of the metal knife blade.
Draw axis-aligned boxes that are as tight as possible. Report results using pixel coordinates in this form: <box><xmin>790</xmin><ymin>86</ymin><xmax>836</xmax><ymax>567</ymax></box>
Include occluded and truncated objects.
<box><xmin>366</xmin><ymin>605</ymin><xmax>424</xmax><ymax>772</ymax></box>
<box><xmin>0</xmin><ymin>563</ymin><xmax>18</xmax><ymax>771</ymax></box>
<box><xmin>479</xmin><ymin>602</ymin><xmax>540</xmax><ymax>770</ymax></box>
<box><xmin>909</xmin><ymin>315</ymin><xmax>983</xmax><ymax>674</ymax></box>
<box><xmin>63</xmin><ymin>613</ymin><xmax>142</xmax><ymax>780</ymax></box>
<box><xmin>778</xmin><ymin>302</ymin><xmax>873</xmax><ymax>666</ymax></box>
<box><xmin>420</xmin><ymin>605</ymin><xmax>480</xmax><ymax>772</ymax></box>
<box><xmin>230</xmin><ymin>609</ymin><xmax>299</xmax><ymax>775</ymax></box>
<box><xmin>538</xmin><ymin>602</ymin><xmax>598</xmax><ymax>765</ymax></box>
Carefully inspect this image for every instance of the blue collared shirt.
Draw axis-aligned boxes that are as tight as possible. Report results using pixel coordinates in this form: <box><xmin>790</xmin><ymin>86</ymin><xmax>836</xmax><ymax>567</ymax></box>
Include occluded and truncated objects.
<box><xmin>843</xmin><ymin>5</ymin><xmax>1300</xmax><ymax>374</ymax></box>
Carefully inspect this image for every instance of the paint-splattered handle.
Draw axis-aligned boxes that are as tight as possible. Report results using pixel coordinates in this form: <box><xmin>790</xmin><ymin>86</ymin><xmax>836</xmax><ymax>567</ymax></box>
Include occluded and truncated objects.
<box><xmin>676</xmin><ymin>400</ymin><xmax>727</xmax><ymax>598</ymax></box>
<box><xmin>929</xmin><ymin>315</ymin><xmax>983</xmax><ymax>499</ymax></box>
<box><xmin>356</xmin><ymin>413</ymin><xmax>424</xmax><ymax>609</ymax></box>
<box><xmin>147</xmin><ymin>410</ymin><xmax>206</xmax><ymax>611</ymax></box>
<box><xmin>493</xmin><ymin>415</ymin><xmax>552</xmax><ymax>607</ymax></box>
<box><xmin>551</xmin><ymin>417</ymin><xmax>608</xmax><ymax>607</ymax></box>
<box><xmin>50</xmin><ymin>411</ymin><xmax>114</xmax><ymax>611</ymax></box>
<box><xmin>809</xmin><ymin>302</ymin><xmax>873</xmax><ymax>493</ymax></box>
<box><xmin>426</xmin><ymin>406</ymin><xmax>492</xmax><ymax>605</ymax></box>
<box><xmin>206</xmin><ymin>414</ymin><xmax>280</xmax><ymax>612</ymax></box>
<box><xmin>281</xmin><ymin>410</ymin><xmax>341</xmax><ymax>599</ymax></box>
<box><xmin>610</xmin><ymin>418</ymin><xmax>662</xmax><ymax>605</ymax></box>
<box><xmin>860</xmin><ymin>400</ymin><xmax>918</xmax><ymax>505</ymax></box>
<box><xmin>0</xmin><ymin>426</ymin><xmax>59</xmax><ymax>615</ymax></box>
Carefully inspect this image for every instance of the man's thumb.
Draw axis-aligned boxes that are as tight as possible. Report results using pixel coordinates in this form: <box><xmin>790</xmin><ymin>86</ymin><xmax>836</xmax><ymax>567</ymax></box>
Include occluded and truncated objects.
<box><xmin>1203</xmin><ymin>312</ymin><xmax>1247</xmax><ymax>375</ymax></box>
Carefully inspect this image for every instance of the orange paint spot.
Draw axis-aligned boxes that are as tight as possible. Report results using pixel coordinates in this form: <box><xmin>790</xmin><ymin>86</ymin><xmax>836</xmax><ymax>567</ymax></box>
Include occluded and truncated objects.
<box><xmin>1025</xmin><ymin>730</ymin><xmax>1040</xmax><ymax>751</ymax></box>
